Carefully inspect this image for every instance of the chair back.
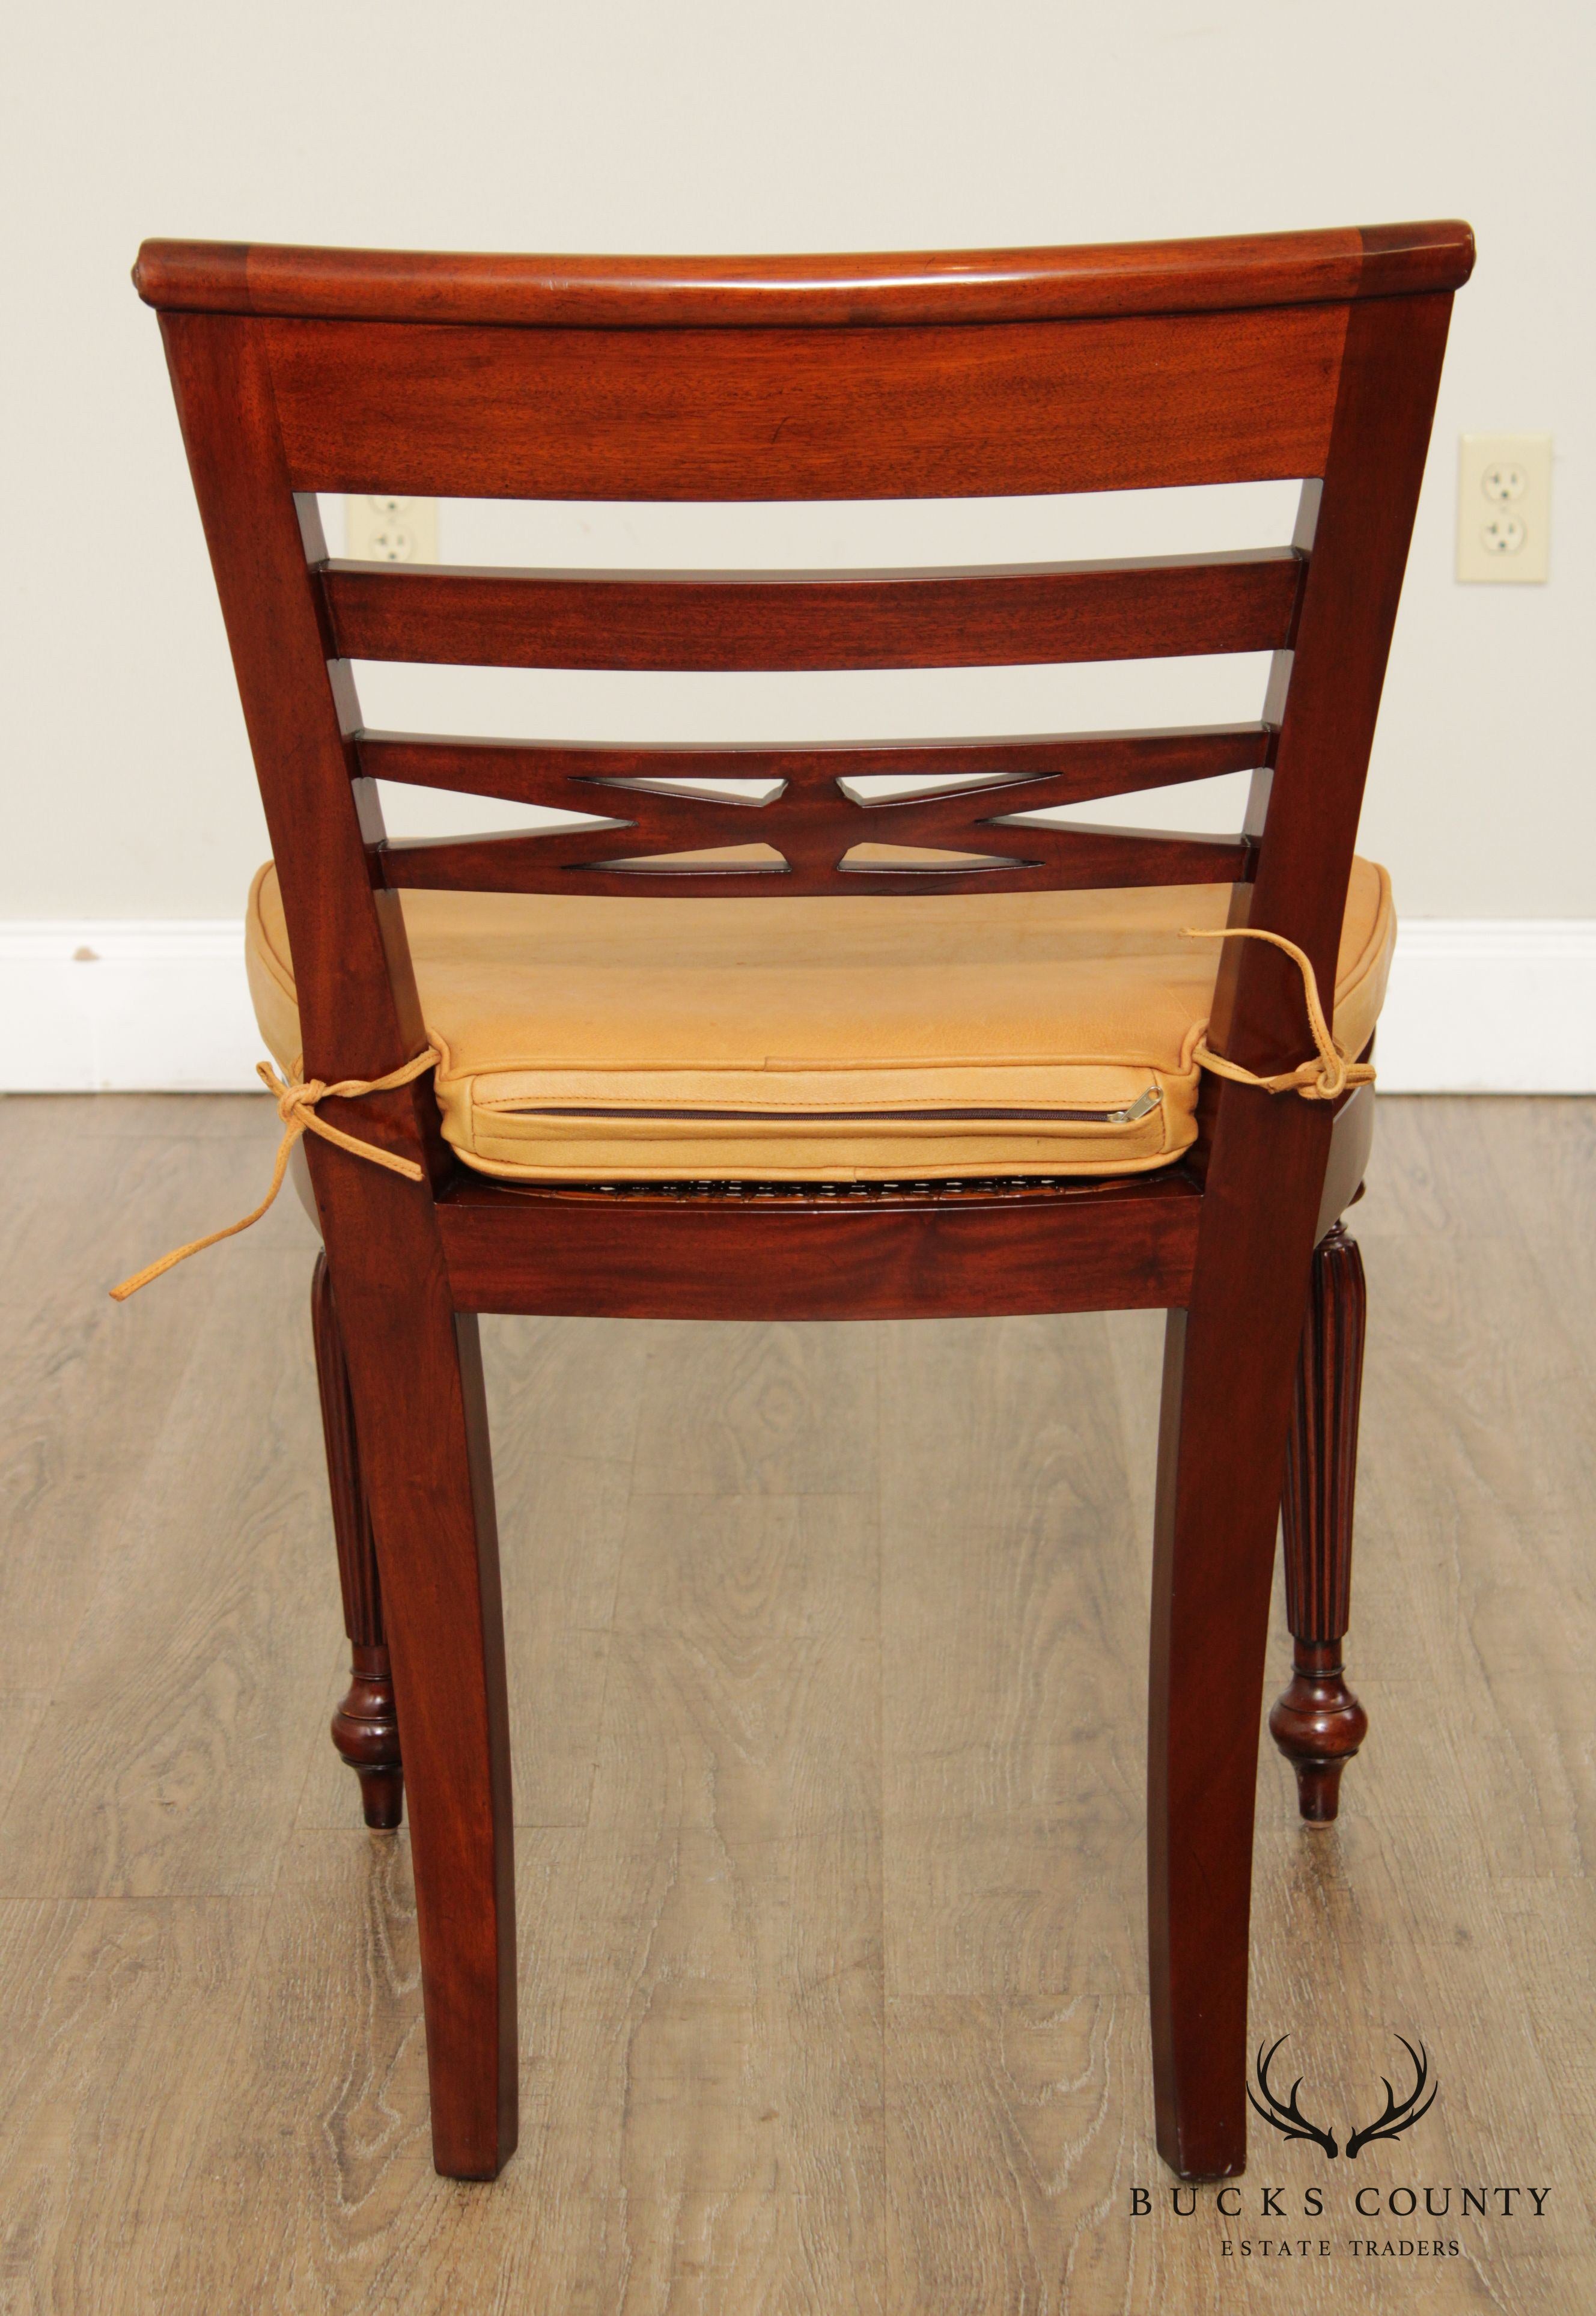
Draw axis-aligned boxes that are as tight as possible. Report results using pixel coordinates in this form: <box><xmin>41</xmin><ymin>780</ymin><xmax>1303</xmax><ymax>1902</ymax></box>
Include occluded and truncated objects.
<box><xmin>135</xmin><ymin>225</ymin><xmax>1470</xmax><ymax>1121</ymax></box>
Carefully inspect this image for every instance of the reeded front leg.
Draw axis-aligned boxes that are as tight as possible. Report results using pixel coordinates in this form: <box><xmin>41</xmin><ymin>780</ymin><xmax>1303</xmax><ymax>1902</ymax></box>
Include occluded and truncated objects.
<box><xmin>1270</xmin><ymin>1223</ymin><xmax>1369</xmax><ymax>1824</ymax></box>
<box><xmin>311</xmin><ymin>1252</ymin><xmax>404</xmax><ymax>1830</ymax></box>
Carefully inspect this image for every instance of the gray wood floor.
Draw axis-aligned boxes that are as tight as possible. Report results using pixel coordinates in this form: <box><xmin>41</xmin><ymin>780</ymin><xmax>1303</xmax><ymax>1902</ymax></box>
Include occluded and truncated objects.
<box><xmin>0</xmin><ymin>1094</ymin><xmax>1591</xmax><ymax>2313</ymax></box>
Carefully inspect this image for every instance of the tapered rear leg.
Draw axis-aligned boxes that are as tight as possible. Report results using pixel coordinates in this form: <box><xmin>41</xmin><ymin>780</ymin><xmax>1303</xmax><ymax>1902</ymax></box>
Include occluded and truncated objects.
<box><xmin>1270</xmin><ymin>1223</ymin><xmax>1369</xmax><ymax>1823</ymax></box>
<box><xmin>1148</xmin><ymin>1092</ymin><xmax>1333</xmax><ymax>2178</ymax></box>
<box><xmin>311</xmin><ymin>1251</ymin><xmax>404</xmax><ymax>1830</ymax></box>
<box><xmin>327</xmin><ymin>1252</ymin><xmax>517</xmax><ymax>2181</ymax></box>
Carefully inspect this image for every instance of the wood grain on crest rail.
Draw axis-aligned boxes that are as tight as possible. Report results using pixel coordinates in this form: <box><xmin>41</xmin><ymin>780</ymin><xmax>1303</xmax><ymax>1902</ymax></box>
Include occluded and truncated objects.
<box><xmin>133</xmin><ymin>220</ymin><xmax>1476</xmax><ymax>328</ymax></box>
<box><xmin>263</xmin><ymin>307</ymin><xmax>1351</xmax><ymax>501</ymax></box>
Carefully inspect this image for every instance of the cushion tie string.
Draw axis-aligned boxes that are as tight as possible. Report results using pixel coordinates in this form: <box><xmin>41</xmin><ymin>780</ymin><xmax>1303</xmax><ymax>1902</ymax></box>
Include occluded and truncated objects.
<box><xmin>1180</xmin><ymin>927</ymin><xmax>1375</xmax><ymax>1104</ymax></box>
<box><xmin>109</xmin><ymin>1047</ymin><xmax>441</xmax><ymax>1302</ymax></box>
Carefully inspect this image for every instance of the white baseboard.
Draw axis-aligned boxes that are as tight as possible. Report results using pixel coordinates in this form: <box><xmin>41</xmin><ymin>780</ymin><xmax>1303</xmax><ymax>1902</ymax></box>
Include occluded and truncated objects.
<box><xmin>1375</xmin><ymin>920</ymin><xmax>1596</xmax><ymax>1093</ymax></box>
<box><xmin>0</xmin><ymin>922</ymin><xmax>260</xmax><ymax>1092</ymax></box>
<box><xmin>1</xmin><ymin>917</ymin><xmax>1593</xmax><ymax>1096</ymax></box>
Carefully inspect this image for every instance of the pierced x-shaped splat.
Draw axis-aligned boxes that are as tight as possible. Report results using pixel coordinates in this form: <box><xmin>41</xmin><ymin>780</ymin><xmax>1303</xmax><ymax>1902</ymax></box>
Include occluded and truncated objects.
<box><xmin>361</xmin><ymin>727</ymin><xmax>1266</xmax><ymax>898</ymax></box>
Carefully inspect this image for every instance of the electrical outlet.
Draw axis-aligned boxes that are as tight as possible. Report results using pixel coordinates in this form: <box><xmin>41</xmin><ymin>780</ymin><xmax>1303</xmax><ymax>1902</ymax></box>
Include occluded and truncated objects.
<box><xmin>344</xmin><ymin>493</ymin><xmax>439</xmax><ymax>562</ymax></box>
<box><xmin>1456</xmin><ymin>435</ymin><xmax>1551</xmax><ymax>584</ymax></box>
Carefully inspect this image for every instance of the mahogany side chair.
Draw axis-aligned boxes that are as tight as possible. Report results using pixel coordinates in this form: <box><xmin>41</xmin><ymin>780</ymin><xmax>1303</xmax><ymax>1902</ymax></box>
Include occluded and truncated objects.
<box><xmin>126</xmin><ymin>222</ymin><xmax>1472</xmax><ymax>2181</ymax></box>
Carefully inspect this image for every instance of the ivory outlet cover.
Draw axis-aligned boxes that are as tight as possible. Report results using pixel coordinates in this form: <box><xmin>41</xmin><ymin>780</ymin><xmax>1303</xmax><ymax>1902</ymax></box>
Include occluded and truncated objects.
<box><xmin>345</xmin><ymin>493</ymin><xmax>439</xmax><ymax>562</ymax></box>
<box><xmin>1457</xmin><ymin>435</ymin><xmax>1552</xmax><ymax>584</ymax></box>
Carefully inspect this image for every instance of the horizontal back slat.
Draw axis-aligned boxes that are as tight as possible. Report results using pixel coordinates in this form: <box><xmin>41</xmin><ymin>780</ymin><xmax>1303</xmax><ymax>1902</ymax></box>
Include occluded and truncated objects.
<box><xmin>359</xmin><ymin>725</ymin><xmax>1270</xmax><ymax>818</ymax></box>
<box><xmin>324</xmin><ymin>552</ymin><xmax>1302</xmax><ymax>672</ymax></box>
<box><xmin>267</xmin><ymin>306</ymin><xmax>1347</xmax><ymax>500</ymax></box>
<box><xmin>358</xmin><ymin>726</ymin><xmax>1270</xmax><ymax>811</ymax></box>
<box><xmin>377</xmin><ymin>821</ymin><xmax>1247</xmax><ymax>899</ymax></box>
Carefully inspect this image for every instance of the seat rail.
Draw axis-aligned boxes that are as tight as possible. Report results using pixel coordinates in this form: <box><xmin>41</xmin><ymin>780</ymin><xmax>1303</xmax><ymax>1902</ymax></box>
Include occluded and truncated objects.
<box><xmin>435</xmin><ymin>1166</ymin><xmax>1202</xmax><ymax>1320</ymax></box>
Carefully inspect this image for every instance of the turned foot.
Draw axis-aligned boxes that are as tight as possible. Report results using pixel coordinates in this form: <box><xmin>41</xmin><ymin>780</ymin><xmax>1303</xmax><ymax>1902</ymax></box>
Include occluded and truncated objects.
<box><xmin>313</xmin><ymin>1254</ymin><xmax>405</xmax><ymax>1830</ymax></box>
<box><xmin>1269</xmin><ymin>1641</ymin><xmax>1369</xmax><ymax>1823</ymax></box>
<box><xmin>332</xmin><ymin>1643</ymin><xmax>405</xmax><ymax>1830</ymax></box>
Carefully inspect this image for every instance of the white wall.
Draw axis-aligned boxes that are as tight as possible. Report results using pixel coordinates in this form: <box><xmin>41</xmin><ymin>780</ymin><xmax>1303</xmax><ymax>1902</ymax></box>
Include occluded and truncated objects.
<box><xmin>2</xmin><ymin>1</ymin><xmax>1592</xmax><ymax>1078</ymax></box>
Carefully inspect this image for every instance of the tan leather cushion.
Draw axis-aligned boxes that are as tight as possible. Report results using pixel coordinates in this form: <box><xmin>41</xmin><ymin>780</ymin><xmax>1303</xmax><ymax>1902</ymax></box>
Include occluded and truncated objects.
<box><xmin>246</xmin><ymin>860</ymin><xmax>1394</xmax><ymax>1181</ymax></box>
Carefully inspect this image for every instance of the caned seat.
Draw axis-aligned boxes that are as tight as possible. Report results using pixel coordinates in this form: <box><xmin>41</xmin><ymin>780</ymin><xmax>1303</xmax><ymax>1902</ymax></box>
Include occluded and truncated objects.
<box><xmin>246</xmin><ymin>857</ymin><xmax>1394</xmax><ymax>1181</ymax></box>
